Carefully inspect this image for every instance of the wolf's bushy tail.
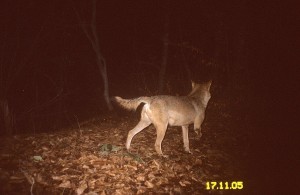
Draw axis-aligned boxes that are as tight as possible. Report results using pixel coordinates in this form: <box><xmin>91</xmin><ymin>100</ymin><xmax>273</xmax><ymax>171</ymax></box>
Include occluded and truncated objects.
<box><xmin>111</xmin><ymin>96</ymin><xmax>150</xmax><ymax>111</ymax></box>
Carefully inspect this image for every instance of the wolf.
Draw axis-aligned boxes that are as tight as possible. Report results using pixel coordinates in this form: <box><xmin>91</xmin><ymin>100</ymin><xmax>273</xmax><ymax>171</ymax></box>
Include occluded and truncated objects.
<box><xmin>112</xmin><ymin>80</ymin><xmax>212</xmax><ymax>156</ymax></box>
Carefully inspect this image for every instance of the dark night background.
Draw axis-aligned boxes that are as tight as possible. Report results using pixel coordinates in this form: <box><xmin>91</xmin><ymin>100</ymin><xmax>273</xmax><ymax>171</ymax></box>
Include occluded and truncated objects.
<box><xmin>0</xmin><ymin>0</ymin><xmax>297</xmax><ymax>194</ymax></box>
<box><xmin>1</xmin><ymin>0</ymin><xmax>254</xmax><ymax>133</ymax></box>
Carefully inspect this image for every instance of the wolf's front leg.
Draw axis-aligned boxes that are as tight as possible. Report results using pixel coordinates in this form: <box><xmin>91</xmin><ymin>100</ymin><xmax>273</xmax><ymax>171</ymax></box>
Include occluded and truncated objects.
<box><xmin>154</xmin><ymin>125</ymin><xmax>167</xmax><ymax>156</ymax></box>
<box><xmin>194</xmin><ymin>114</ymin><xmax>205</xmax><ymax>138</ymax></box>
<box><xmin>126</xmin><ymin>119</ymin><xmax>151</xmax><ymax>151</ymax></box>
<box><xmin>182</xmin><ymin>125</ymin><xmax>191</xmax><ymax>153</ymax></box>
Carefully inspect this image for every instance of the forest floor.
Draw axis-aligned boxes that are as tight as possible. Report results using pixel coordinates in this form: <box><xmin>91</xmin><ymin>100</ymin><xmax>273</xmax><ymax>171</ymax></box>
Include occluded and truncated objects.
<box><xmin>0</xmin><ymin>99</ymin><xmax>251</xmax><ymax>195</ymax></box>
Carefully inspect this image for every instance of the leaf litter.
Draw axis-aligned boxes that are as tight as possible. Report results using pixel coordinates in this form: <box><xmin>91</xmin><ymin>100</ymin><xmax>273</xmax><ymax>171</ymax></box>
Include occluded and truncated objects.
<box><xmin>0</xmin><ymin>100</ymin><xmax>249</xmax><ymax>194</ymax></box>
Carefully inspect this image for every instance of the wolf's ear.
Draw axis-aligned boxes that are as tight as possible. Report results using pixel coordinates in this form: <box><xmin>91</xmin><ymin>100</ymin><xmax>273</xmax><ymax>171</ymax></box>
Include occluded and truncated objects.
<box><xmin>191</xmin><ymin>80</ymin><xmax>195</xmax><ymax>88</ymax></box>
<box><xmin>207</xmin><ymin>80</ymin><xmax>212</xmax><ymax>91</ymax></box>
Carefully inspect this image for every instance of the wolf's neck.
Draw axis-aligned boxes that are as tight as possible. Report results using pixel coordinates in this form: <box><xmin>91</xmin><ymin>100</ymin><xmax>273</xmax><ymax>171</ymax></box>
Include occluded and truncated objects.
<box><xmin>189</xmin><ymin>92</ymin><xmax>210</xmax><ymax>108</ymax></box>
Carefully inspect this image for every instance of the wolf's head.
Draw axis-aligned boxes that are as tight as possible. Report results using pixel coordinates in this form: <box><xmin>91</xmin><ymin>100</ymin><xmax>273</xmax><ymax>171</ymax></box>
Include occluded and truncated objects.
<box><xmin>189</xmin><ymin>80</ymin><xmax>212</xmax><ymax>107</ymax></box>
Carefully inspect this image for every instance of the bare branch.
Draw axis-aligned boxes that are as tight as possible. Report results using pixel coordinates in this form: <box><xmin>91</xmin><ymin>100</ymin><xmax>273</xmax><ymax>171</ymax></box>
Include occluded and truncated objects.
<box><xmin>72</xmin><ymin>0</ymin><xmax>112</xmax><ymax>110</ymax></box>
<box><xmin>72</xmin><ymin>5</ymin><xmax>94</xmax><ymax>45</ymax></box>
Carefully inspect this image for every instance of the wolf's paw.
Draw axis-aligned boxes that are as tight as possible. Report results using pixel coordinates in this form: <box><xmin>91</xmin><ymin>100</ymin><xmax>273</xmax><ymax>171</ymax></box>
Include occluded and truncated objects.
<box><xmin>194</xmin><ymin>130</ymin><xmax>202</xmax><ymax>138</ymax></box>
<box><xmin>184</xmin><ymin>149</ymin><xmax>192</xmax><ymax>154</ymax></box>
<box><xmin>154</xmin><ymin>153</ymin><xmax>169</xmax><ymax>158</ymax></box>
<box><xmin>126</xmin><ymin>147</ymin><xmax>131</xmax><ymax>153</ymax></box>
<box><xmin>198</xmin><ymin>132</ymin><xmax>202</xmax><ymax>138</ymax></box>
<box><xmin>160</xmin><ymin>154</ymin><xmax>169</xmax><ymax>158</ymax></box>
<box><xmin>186</xmin><ymin>150</ymin><xmax>193</xmax><ymax>154</ymax></box>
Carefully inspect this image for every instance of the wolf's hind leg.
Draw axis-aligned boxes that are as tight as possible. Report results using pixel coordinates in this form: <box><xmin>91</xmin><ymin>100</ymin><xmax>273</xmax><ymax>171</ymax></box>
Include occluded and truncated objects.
<box><xmin>126</xmin><ymin>113</ymin><xmax>151</xmax><ymax>151</ymax></box>
<box><xmin>182</xmin><ymin>125</ymin><xmax>191</xmax><ymax>153</ymax></box>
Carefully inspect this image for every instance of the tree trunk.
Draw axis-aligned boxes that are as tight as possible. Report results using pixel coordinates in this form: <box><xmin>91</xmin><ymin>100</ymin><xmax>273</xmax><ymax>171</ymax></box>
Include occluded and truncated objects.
<box><xmin>158</xmin><ymin>12</ymin><xmax>170</xmax><ymax>94</ymax></box>
<box><xmin>73</xmin><ymin>0</ymin><xmax>113</xmax><ymax>111</ymax></box>
<box><xmin>0</xmin><ymin>99</ymin><xmax>14</xmax><ymax>135</ymax></box>
<box><xmin>96</xmin><ymin>56</ymin><xmax>113</xmax><ymax>111</ymax></box>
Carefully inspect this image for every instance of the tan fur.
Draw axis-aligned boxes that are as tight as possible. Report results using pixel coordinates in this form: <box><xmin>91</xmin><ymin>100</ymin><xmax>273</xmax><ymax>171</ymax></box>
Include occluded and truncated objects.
<box><xmin>112</xmin><ymin>81</ymin><xmax>212</xmax><ymax>156</ymax></box>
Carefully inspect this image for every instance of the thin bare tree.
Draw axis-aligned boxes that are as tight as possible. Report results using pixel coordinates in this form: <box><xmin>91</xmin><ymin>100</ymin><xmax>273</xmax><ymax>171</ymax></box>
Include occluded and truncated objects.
<box><xmin>158</xmin><ymin>7</ymin><xmax>170</xmax><ymax>94</ymax></box>
<box><xmin>0</xmin><ymin>23</ymin><xmax>43</xmax><ymax>135</ymax></box>
<box><xmin>73</xmin><ymin>0</ymin><xmax>113</xmax><ymax>111</ymax></box>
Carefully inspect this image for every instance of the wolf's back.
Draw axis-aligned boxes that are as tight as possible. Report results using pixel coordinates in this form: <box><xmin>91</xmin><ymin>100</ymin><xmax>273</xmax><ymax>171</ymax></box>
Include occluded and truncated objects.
<box><xmin>112</xmin><ymin>96</ymin><xmax>151</xmax><ymax>111</ymax></box>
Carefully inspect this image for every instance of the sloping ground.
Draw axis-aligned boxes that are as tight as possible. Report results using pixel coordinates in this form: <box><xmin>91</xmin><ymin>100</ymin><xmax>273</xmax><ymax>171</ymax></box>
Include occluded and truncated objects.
<box><xmin>0</xmin><ymin>100</ymin><xmax>250</xmax><ymax>194</ymax></box>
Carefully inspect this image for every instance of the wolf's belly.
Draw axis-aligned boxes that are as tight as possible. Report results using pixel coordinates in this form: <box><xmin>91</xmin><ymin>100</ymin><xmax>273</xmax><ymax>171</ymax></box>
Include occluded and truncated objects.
<box><xmin>168</xmin><ymin>110</ymin><xmax>195</xmax><ymax>126</ymax></box>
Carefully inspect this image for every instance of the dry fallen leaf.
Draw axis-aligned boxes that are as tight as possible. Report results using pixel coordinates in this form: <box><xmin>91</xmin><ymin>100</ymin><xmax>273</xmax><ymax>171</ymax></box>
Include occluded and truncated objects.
<box><xmin>136</xmin><ymin>175</ymin><xmax>145</xmax><ymax>182</ymax></box>
<box><xmin>35</xmin><ymin>173</ymin><xmax>48</xmax><ymax>185</ymax></box>
<box><xmin>179</xmin><ymin>181</ymin><xmax>186</xmax><ymax>187</ymax></box>
<box><xmin>144</xmin><ymin>180</ymin><xmax>154</xmax><ymax>188</ymax></box>
<box><xmin>58</xmin><ymin>180</ymin><xmax>71</xmax><ymax>188</ymax></box>
<box><xmin>76</xmin><ymin>180</ymin><xmax>87</xmax><ymax>195</ymax></box>
<box><xmin>0</xmin><ymin>103</ymin><xmax>245</xmax><ymax>194</ymax></box>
